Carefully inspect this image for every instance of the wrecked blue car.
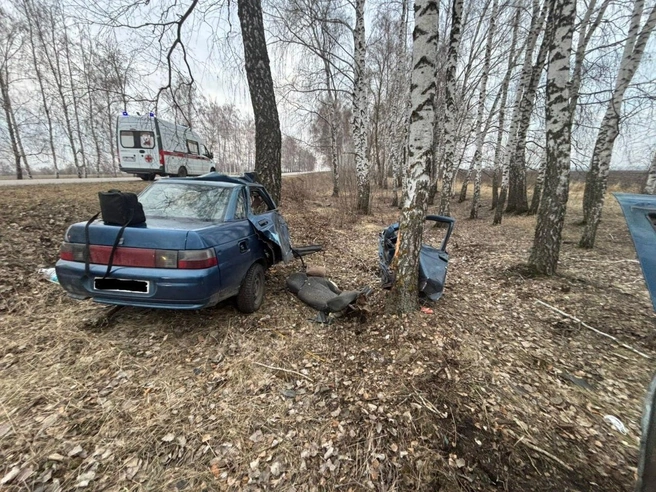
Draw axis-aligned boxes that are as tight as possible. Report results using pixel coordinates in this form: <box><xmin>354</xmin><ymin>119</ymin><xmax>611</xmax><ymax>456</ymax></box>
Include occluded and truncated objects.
<box><xmin>56</xmin><ymin>173</ymin><xmax>295</xmax><ymax>312</ymax></box>
<box><xmin>379</xmin><ymin>215</ymin><xmax>455</xmax><ymax>300</ymax></box>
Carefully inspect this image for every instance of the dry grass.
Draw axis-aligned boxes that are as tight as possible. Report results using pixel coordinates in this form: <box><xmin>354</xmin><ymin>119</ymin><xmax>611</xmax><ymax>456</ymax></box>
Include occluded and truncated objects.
<box><xmin>0</xmin><ymin>173</ymin><xmax>654</xmax><ymax>491</ymax></box>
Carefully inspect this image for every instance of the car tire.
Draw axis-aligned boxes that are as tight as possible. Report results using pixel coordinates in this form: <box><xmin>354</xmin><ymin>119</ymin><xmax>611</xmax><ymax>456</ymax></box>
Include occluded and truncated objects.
<box><xmin>139</xmin><ymin>173</ymin><xmax>156</xmax><ymax>181</ymax></box>
<box><xmin>210</xmin><ymin>167</ymin><xmax>216</xmax><ymax>173</ymax></box>
<box><xmin>237</xmin><ymin>263</ymin><xmax>265</xmax><ymax>313</ymax></box>
<box><xmin>177</xmin><ymin>166</ymin><xmax>188</xmax><ymax>177</ymax></box>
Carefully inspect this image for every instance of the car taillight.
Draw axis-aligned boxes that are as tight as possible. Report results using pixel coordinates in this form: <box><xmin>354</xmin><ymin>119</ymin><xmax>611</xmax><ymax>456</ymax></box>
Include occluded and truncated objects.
<box><xmin>60</xmin><ymin>242</ymin><xmax>85</xmax><ymax>262</ymax></box>
<box><xmin>159</xmin><ymin>149</ymin><xmax>165</xmax><ymax>165</ymax></box>
<box><xmin>59</xmin><ymin>243</ymin><xmax>217</xmax><ymax>270</ymax></box>
<box><xmin>178</xmin><ymin>249</ymin><xmax>217</xmax><ymax>269</ymax></box>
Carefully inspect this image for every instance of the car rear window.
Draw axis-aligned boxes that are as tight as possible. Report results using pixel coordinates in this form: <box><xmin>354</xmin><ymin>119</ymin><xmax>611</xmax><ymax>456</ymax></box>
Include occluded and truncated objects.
<box><xmin>139</xmin><ymin>183</ymin><xmax>232</xmax><ymax>222</ymax></box>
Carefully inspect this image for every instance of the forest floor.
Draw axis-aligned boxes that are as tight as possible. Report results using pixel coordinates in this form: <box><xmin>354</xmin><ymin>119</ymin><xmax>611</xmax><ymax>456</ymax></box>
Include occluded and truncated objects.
<box><xmin>1</xmin><ymin>173</ymin><xmax>654</xmax><ymax>491</ymax></box>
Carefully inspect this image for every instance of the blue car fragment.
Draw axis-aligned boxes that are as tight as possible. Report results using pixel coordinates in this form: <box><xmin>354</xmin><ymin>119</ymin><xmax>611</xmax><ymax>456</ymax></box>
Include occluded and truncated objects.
<box><xmin>614</xmin><ymin>192</ymin><xmax>656</xmax><ymax>492</ymax></box>
<box><xmin>379</xmin><ymin>215</ymin><xmax>455</xmax><ymax>300</ymax></box>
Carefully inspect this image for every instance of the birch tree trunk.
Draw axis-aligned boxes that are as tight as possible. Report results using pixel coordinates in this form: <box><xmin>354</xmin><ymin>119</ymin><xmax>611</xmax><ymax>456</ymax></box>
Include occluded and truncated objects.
<box><xmin>580</xmin><ymin>0</ymin><xmax>656</xmax><ymax>248</ymax></box>
<box><xmin>40</xmin><ymin>5</ymin><xmax>81</xmax><ymax>178</ymax></box>
<box><xmin>494</xmin><ymin>0</ymin><xmax>545</xmax><ymax>223</ymax></box>
<box><xmin>23</xmin><ymin>0</ymin><xmax>59</xmax><ymax>178</ymax></box>
<box><xmin>388</xmin><ymin>0</ymin><xmax>438</xmax><ymax>313</ymax></box>
<box><xmin>645</xmin><ymin>151</ymin><xmax>656</xmax><ymax>194</ymax></box>
<box><xmin>390</xmin><ymin>0</ymin><xmax>410</xmax><ymax>208</ymax></box>
<box><xmin>238</xmin><ymin>0</ymin><xmax>283</xmax><ymax>205</ymax></box>
<box><xmin>437</xmin><ymin>0</ymin><xmax>464</xmax><ymax>217</ymax></box>
<box><xmin>470</xmin><ymin>0</ymin><xmax>498</xmax><ymax>218</ymax></box>
<box><xmin>528</xmin><ymin>0</ymin><xmax>575</xmax><ymax>275</ymax></box>
<box><xmin>0</xmin><ymin>67</ymin><xmax>22</xmax><ymax>179</ymax></box>
<box><xmin>12</xmin><ymin>109</ymin><xmax>32</xmax><ymax>179</ymax></box>
<box><xmin>491</xmin><ymin>6</ymin><xmax>522</xmax><ymax>211</ymax></box>
<box><xmin>352</xmin><ymin>0</ymin><xmax>371</xmax><ymax>214</ymax></box>
<box><xmin>528</xmin><ymin>158</ymin><xmax>546</xmax><ymax>215</ymax></box>
<box><xmin>506</xmin><ymin>30</ymin><xmax>549</xmax><ymax>214</ymax></box>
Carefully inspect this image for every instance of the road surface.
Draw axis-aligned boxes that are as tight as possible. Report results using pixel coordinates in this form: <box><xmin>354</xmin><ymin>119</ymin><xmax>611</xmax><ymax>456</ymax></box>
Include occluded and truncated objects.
<box><xmin>0</xmin><ymin>171</ymin><xmax>323</xmax><ymax>187</ymax></box>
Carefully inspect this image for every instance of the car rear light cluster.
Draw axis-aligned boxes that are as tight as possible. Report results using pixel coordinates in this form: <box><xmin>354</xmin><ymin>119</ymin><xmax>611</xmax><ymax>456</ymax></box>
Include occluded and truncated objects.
<box><xmin>59</xmin><ymin>243</ymin><xmax>217</xmax><ymax>269</ymax></box>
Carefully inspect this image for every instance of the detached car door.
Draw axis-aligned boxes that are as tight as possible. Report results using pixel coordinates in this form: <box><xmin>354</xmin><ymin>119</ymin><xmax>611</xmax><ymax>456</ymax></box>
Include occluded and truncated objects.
<box><xmin>247</xmin><ymin>186</ymin><xmax>293</xmax><ymax>263</ymax></box>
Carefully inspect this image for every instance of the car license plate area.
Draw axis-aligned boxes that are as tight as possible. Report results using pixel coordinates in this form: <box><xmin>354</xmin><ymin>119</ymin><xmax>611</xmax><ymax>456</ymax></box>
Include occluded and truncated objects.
<box><xmin>123</xmin><ymin>155</ymin><xmax>136</xmax><ymax>162</ymax></box>
<box><xmin>94</xmin><ymin>278</ymin><xmax>149</xmax><ymax>294</ymax></box>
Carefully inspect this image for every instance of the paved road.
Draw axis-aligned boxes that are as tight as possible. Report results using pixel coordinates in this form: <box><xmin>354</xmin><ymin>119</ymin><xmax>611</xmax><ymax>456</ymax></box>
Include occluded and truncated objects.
<box><xmin>0</xmin><ymin>176</ymin><xmax>141</xmax><ymax>187</ymax></box>
<box><xmin>0</xmin><ymin>171</ymin><xmax>323</xmax><ymax>187</ymax></box>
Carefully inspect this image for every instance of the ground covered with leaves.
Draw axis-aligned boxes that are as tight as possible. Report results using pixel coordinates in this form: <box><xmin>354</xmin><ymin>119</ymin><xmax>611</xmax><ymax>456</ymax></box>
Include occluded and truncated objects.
<box><xmin>1</xmin><ymin>174</ymin><xmax>654</xmax><ymax>491</ymax></box>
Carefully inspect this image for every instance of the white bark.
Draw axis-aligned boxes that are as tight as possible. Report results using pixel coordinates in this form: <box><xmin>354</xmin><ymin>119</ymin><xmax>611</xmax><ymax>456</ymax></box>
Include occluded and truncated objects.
<box><xmin>580</xmin><ymin>0</ymin><xmax>656</xmax><ymax>247</ymax></box>
<box><xmin>492</xmin><ymin>4</ymin><xmax>522</xmax><ymax>218</ymax></box>
<box><xmin>645</xmin><ymin>151</ymin><xmax>656</xmax><ymax>194</ymax></box>
<box><xmin>437</xmin><ymin>0</ymin><xmax>464</xmax><ymax>217</ymax></box>
<box><xmin>494</xmin><ymin>0</ymin><xmax>546</xmax><ymax>222</ymax></box>
<box><xmin>470</xmin><ymin>0</ymin><xmax>498</xmax><ymax>219</ymax></box>
<box><xmin>389</xmin><ymin>0</ymin><xmax>438</xmax><ymax>313</ymax></box>
<box><xmin>352</xmin><ymin>0</ymin><xmax>370</xmax><ymax>213</ymax></box>
<box><xmin>528</xmin><ymin>0</ymin><xmax>575</xmax><ymax>275</ymax></box>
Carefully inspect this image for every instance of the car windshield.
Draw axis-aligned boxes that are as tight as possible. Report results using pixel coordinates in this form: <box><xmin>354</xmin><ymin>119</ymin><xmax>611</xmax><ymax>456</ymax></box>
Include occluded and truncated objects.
<box><xmin>139</xmin><ymin>183</ymin><xmax>232</xmax><ymax>222</ymax></box>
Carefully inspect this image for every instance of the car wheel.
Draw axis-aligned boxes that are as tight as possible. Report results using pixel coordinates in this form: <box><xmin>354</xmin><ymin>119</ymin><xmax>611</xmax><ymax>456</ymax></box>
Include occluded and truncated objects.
<box><xmin>138</xmin><ymin>174</ymin><xmax>149</xmax><ymax>181</ymax></box>
<box><xmin>210</xmin><ymin>167</ymin><xmax>216</xmax><ymax>173</ymax></box>
<box><xmin>177</xmin><ymin>166</ymin><xmax>188</xmax><ymax>177</ymax></box>
<box><xmin>237</xmin><ymin>263</ymin><xmax>265</xmax><ymax>313</ymax></box>
<box><xmin>140</xmin><ymin>173</ymin><xmax>156</xmax><ymax>181</ymax></box>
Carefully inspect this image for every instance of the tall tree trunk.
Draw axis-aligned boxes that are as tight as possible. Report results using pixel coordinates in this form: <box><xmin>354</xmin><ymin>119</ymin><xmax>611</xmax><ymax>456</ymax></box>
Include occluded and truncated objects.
<box><xmin>23</xmin><ymin>0</ymin><xmax>59</xmax><ymax>178</ymax></box>
<box><xmin>62</xmin><ymin>22</ymin><xmax>88</xmax><ymax>178</ymax></box>
<box><xmin>238</xmin><ymin>0</ymin><xmax>282</xmax><ymax>205</ymax></box>
<box><xmin>506</xmin><ymin>30</ymin><xmax>549</xmax><ymax>214</ymax></box>
<box><xmin>580</xmin><ymin>0</ymin><xmax>656</xmax><ymax>248</ymax></box>
<box><xmin>528</xmin><ymin>158</ymin><xmax>546</xmax><ymax>215</ymax></box>
<box><xmin>470</xmin><ymin>0</ymin><xmax>498</xmax><ymax>219</ymax></box>
<box><xmin>0</xmin><ymin>68</ymin><xmax>22</xmax><ymax>180</ymax></box>
<box><xmin>390</xmin><ymin>0</ymin><xmax>410</xmax><ymax>208</ymax></box>
<box><xmin>490</xmin><ymin>4</ymin><xmax>521</xmax><ymax>213</ymax></box>
<box><xmin>645</xmin><ymin>151</ymin><xmax>656</xmax><ymax>194</ymax></box>
<box><xmin>40</xmin><ymin>5</ymin><xmax>81</xmax><ymax>178</ymax></box>
<box><xmin>352</xmin><ymin>0</ymin><xmax>370</xmax><ymax>214</ymax></box>
<box><xmin>437</xmin><ymin>0</ymin><xmax>464</xmax><ymax>217</ymax></box>
<box><xmin>11</xmin><ymin>109</ymin><xmax>32</xmax><ymax>179</ymax></box>
<box><xmin>105</xmin><ymin>91</ymin><xmax>118</xmax><ymax>176</ymax></box>
<box><xmin>528</xmin><ymin>0</ymin><xmax>575</xmax><ymax>275</ymax></box>
<box><xmin>494</xmin><ymin>0</ymin><xmax>545</xmax><ymax>223</ymax></box>
<box><xmin>458</xmin><ymin>162</ymin><xmax>475</xmax><ymax>202</ymax></box>
<box><xmin>388</xmin><ymin>0</ymin><xmax>438</xmax><ymax>313</ymax></box>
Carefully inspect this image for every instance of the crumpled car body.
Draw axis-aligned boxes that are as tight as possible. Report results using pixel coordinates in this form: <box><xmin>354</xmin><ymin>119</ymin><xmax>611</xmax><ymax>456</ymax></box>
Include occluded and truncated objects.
<box><xmin>55</xmin><ymin>172</ymin><xmax>295</xmax><ymax>311</ymax></box>
<box><xmin>379</xmin><ymin>215</ymin><xmax>455</xmax><ymax>300</ymax></box>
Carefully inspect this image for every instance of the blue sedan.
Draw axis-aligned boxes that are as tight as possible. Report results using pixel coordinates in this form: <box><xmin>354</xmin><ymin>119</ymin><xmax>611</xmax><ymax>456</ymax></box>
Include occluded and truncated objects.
<box><xmin>55</xmin><ymin>173</ymin><xmax>294</xmax><ymax>312</ymax></box>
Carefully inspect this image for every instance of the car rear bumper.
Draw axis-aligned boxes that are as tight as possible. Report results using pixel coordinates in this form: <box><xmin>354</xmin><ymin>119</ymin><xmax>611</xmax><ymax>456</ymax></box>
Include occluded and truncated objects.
<box><xmin>55</xmin><ymin>260</ymin><xmax>223</xmax><ymax>310</ymax></box>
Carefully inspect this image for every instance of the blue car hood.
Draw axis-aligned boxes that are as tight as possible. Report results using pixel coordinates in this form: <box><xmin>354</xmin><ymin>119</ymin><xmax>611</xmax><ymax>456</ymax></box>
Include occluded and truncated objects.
<box><xmin>614</xmin><ymin>193</ymin><xmax>656</xmax><ymax>311</ymax></box>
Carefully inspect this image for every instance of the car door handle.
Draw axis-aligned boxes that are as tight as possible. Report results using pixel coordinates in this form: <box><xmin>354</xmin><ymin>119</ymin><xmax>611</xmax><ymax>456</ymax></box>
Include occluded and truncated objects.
<box><xmin>258</xmin><ymin>220</ymin><xmax>269</xmax><ymax>227</ymax></box>
<box><xmin>239</xmin><ymin>240</ymin><xmax>249</xmax><ymax>253</ymax></box>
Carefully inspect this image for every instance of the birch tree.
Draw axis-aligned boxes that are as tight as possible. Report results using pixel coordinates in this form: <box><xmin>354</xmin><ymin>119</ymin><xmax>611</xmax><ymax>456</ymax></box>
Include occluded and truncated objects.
<box><xmin>645</xmin><ymin>151</ymin><xmax>656</xmax><ymax>194</ymax></box>
<box><xmin>491</xmin><ymin>4</ymin><xmax>522</xmax><ymax>212</ymax></box>
<box><xmin>238</xmin><ymin>0</ymin><xmax>283</xmax><ymax>204</ymax></box>
<box><xmin>528</xmin><ymin>0</ymin><xmax>575</xmax><ymax>275</ymax></box>
<box><xmin>352</xmin><ymin>0</ymin><xmax>371</xmax><ymax>213</ymax></box>
<box><xmin>388</xmin><ymin>0</ymin><xmax>438</xmax><ymax>313</ymax></box>
<box><xmin>493</xmin><ymin>0</ymin><xmax>544</xmax><ymax>223</ymax></box>
<box><xmin>580</xmin><ymin>0</ymin><xmax>656</xmax><ymax>248</ymax></box>
<box><xmin>469</xmin><ymin>0</ymin><xmax>498</xmax><ymax>218</ymax></box>
<box><xmin>437</xmin><ymin>0</ymin><xmax>464</xmax><ymax>217</ymax></box>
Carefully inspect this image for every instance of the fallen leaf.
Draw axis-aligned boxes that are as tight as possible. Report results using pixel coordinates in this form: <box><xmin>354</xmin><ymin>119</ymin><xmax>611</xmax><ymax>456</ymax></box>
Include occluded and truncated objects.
<box><xmin>0</xmin><ymin>466</ymin><xmax>20</xmax><ymax>485</ymax></box>
<box><xmin>162</xmin><ymin>433</ymin><xmax>175</xmax><ymax>443</ymax></box>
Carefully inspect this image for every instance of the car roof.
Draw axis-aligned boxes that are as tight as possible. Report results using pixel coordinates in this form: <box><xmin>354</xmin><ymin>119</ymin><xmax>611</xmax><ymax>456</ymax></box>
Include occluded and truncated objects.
<box><xmin>167</xmin><ymin>172</ymin><xmax>263</xmax><ymax>187</ymax></box>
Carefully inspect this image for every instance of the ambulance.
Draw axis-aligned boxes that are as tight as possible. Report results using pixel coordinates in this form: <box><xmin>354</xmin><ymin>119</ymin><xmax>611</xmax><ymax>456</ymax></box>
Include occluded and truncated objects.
<box><xmin>117</xmin><ymin>112</ymin><xmax>216</xmax><ymax>180</ymax></box>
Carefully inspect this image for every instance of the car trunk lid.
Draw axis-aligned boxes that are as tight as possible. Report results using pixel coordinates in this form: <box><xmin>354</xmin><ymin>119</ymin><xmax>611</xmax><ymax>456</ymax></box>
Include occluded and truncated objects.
<box><xmin>65</xmin><ymin>218</ymin><xmax>218</xmax><ymax>250</ymax></box>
